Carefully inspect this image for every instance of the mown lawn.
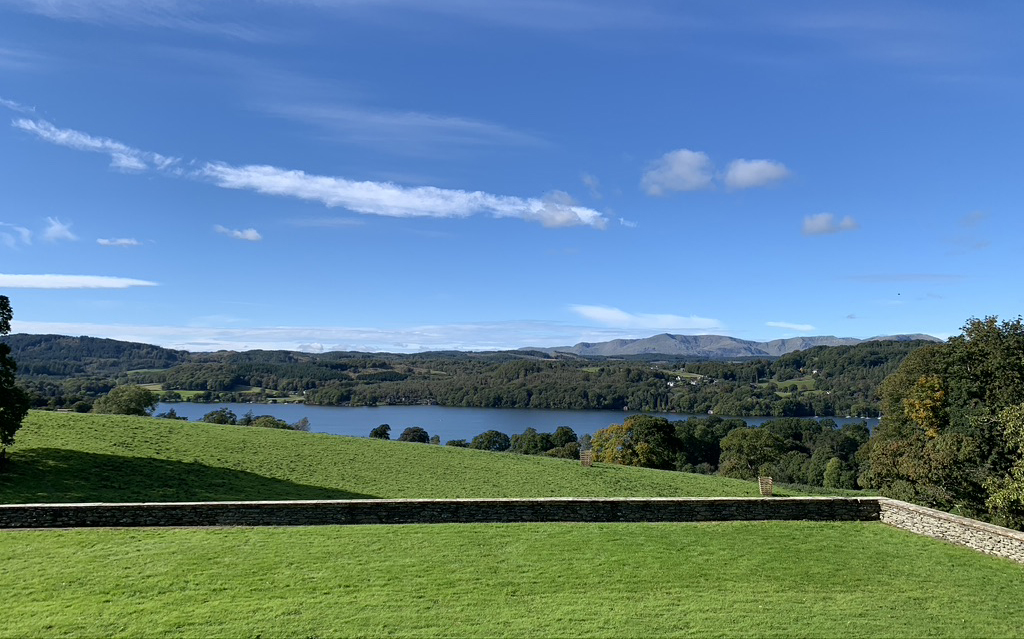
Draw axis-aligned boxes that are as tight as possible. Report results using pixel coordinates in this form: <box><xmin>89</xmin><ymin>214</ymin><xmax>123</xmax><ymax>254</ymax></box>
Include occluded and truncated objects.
<box><xmin>1</xmin><ymin>412</ymin><xmax>800</xmax><ymax>503</ymax></box>
<box><xmin>2</xmin><ymin>521</ymin><xmax>1021</xmax><ymax>637</ymax></box>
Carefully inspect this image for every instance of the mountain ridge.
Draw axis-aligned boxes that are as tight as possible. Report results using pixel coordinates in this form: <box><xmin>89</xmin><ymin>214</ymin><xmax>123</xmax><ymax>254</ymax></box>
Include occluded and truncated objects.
<box><xmin>527</xmin><ymin>333</ymin><xmax>941</xmax><ymax>359</ymax></box>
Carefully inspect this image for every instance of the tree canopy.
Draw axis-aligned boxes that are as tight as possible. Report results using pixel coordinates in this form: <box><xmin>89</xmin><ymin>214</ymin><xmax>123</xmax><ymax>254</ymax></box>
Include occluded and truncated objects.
<box><xmin>470</xmin><ymin>430</ymin><xmax>511</xmax><ymax>452</ymax></box>
<box><xmin>865</xmin><ymin>316</ymin><xmax>1024</xmax><ymax>525</ymax></box>
<box><xmin>0</xmin><ymin>296</ymin><xmax>31</xmax><ymax>467</ymax></box>
<box><xmin>92</xmin><ymin>384</ymin><xmax>158</xmax><ymax>416</ymax></box>
<box><xmin>397</xmin><ymin>426</ymin><xmax>430</xmax><ymax>443</ymax></box>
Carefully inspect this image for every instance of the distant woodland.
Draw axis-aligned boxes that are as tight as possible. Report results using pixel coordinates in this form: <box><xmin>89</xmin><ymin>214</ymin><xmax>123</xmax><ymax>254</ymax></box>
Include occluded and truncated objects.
<box><xmin>2</xmin><ymin>334</ymin><xmax>931</xmax><ymax>417</ymax></box>
<box><xmin>7</xmin><ymin>318</ymin><xmax>1024</xmax><ymax>530</ymax></box>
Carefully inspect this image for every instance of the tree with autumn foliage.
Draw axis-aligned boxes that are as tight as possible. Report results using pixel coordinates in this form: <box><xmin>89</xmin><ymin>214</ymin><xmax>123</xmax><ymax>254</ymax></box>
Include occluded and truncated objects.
<box><xmin>591</xmin><ymin>414</ymin><xmax>679</xmax><ymax>470</ymax></box>
<box><xmin>865</xmin><ymin>316</ymin><xmax>1024</xmax><ymax>524</ymax></box>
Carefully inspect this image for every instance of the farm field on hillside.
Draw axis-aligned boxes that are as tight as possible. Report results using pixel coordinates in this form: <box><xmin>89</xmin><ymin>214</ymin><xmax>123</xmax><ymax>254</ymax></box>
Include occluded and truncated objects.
<box><xmin>2</xmin><ymin>521</ymin><xmax>1021</xmax><ymax>637</ymax></box>
<box><xmin>0</xmin><ymin>412</ymin><xmax>801</xmax><ymax>503</ymax></box>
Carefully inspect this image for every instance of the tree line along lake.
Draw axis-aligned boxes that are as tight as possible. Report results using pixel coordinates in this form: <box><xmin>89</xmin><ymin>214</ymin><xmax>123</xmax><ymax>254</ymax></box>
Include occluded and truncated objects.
<box><xmin>155</xmin><ymin>403</ymin><xmax>879</xmax><ymax>443</ymax></box>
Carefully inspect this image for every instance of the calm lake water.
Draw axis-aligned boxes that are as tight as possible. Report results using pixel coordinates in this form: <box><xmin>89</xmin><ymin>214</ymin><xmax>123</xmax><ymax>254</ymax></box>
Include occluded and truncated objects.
<box><xmin>155</xmin><ymin>403</ymin><xmax>879</xmax><ymax>442</ymax></box>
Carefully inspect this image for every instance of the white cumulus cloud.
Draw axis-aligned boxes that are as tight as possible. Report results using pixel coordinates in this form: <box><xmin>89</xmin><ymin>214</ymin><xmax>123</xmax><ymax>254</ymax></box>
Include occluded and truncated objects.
<box><xmin>641</xmin><ymin>149</ymin><xmax>714</xmax><ymax>195</ymax></box>
<box><xmin>766</xmin><ymin>321</ymin><xmax>816</xmax><ymax>332</ymax></box>
<box><xmin>802</xmin><ymin>213</ymin><xmax>859</xmax><ymax>236</ymax></box>
<box><xmin>214</xmin><ymin>225</ymin><xmax>262</xmax><ymax>241</ymax></box>
<box><xmin>97</xmin><ymin>237</ymin><xmax>141</xmax><ymax>246</ymax></box>
<box><xmin>723</xmin><ymin>159</ymin><xmax>791</xmax><ymax>189</ymax></box>
<box><xmin>642</xmin><ymin>150</ymin><xmax>792</xmax><ymax>195</ymax></box>
<box><xmin>570</xmin><ymin>304</ymin><xmax>722</xmax><ymax>330</ymax></box>
<box><xmin>43</xmin><ymin>217</ymin><xmax>77</xmax><ymax>242</ymax></box>
<box><xmin>202</xmin><ymin>163</ymin><xmax>607</xmax><ymax>229</ymax></box>
<box><xmin>0</xmin><ymin>274</ymin><xmax>157</xmax><ymax>288</ymax></box>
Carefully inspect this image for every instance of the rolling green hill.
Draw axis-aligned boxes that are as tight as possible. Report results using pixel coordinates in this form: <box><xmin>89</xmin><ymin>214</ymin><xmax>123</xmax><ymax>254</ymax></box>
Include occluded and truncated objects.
<box><xmin>1</xmin><ymin>411</ymin><xmax>794</xmax><ymax>503</ymax></box>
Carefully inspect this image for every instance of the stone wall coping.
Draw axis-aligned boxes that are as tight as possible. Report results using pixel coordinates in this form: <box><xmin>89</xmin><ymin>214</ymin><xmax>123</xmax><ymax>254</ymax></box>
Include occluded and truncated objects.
<box><xmin>878</xmin><ymin>498</ymin><xmax>1024</xmax><ymax>543</ymax></box>
<box><xmin>0</xmin><ymin>496</ymin><xmax>871</xmax><ymax>509</ymax></box>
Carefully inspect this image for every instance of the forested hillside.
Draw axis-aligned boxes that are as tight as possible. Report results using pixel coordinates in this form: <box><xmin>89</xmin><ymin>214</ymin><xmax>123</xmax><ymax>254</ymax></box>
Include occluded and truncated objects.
<box><xmin>3</xmin><ymin>334</ymin><xmax>933</xmax><ymax>416</ymax></box>
<box><xmin>2</xmin><ymin>334</ymin><xmax>187</xmax><ymax>377</ymax></box>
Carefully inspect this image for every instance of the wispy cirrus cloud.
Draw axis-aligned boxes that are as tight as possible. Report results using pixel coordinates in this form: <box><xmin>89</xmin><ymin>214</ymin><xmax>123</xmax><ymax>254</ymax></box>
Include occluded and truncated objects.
<box><xmin>723</xmin><ymin>159</ymin><xmax>791</xmax><ymax>189</ymax></box>
<box><xmin>766</xmin><ymin>321</ymin><xmax>815</xmax><ymax>332</ymax></box>
<box><xmin>570</xmin><ymin>304</ymin><xmax>722</xmax><ymax>330</ymax></box>
<box><xmin>642</xmin><ymin>149</ymin><xmax>791</xmax><ymax>195</ymax></box>
<box><xmin>6</xmin><ymin>0</ymin><xmax>678</xmax><ymax>33</ymax></box>
<box><xmin>202</xmin><ymin>163</ymin><xmax>607</xmax><ymax>229</ymax></box>
<box><xmin>581</xmin><ymin>172</ymin><xmax>601</xmax><ymax>199</ymax></box>
<box><xmin>0</xmin><ymin>96</ymin><xmax>35</xmax><ymax>113</ymax></box>
<box><xmin>802</xmin><ymin>212</ymin><xmax>859</xmax><ymax>236</ymax></box>
<box><xmin>12</xmin><ymin>118</ymin><xmax>179</xmax><ymax>172</ymax></box>
<box><xmin>12</xmin><ymin>115</ymin><xmax>605</xmax><ymax>230</ymax></box>
<box><xmin>6</xmin><ymin>0</ymin><xmax>267</xmax><ymax>40</ymax></box>
<box><xmin>268</xmin><ymin>103</ymin><xmax>546</xmax><ymax>154</ymax></box>
<box><xmin>0</xmin><ymin>274</ymin><xmax>157</xmax><ymax>288</ymax></box>
<box><xmin>43</xmin><ymin>217</ymin><xmax>77</xmax><ymax>242</ymax></box>
<box><xmin>214</xmin><ymin>225</ymin><xmax>262</xmax><ymax>241</ymax></box>
<box><xmin>97</xmin><ymin>237</ymin><xmax>141</xmax><ymax>247</ymax></box>
<box><xmin>0</xmin><ymin>46</ymin><xmax>44</xmax><ymax>71</ymax></box>
<box><xmin>0</xmin><ymin>223</ymin><xmax>32</xmax><ymax>248</ymax></box>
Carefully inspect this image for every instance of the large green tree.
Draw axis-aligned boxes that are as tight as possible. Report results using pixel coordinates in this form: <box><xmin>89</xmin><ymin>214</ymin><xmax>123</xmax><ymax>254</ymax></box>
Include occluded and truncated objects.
<box><xmin>470</xmin><ymin>430</ymin><xmax>511</xmax><ymax>452</ymax></box>
<box><xmin>866</xmin><ymin>316</ymin><xmax>1024</xmax><ymax>522</ymax></box>
<box><xmin>718</xmin><ymin>427</ymin><xmax>787</xmax><ymax>480</ymax></box>
<box><xmin>398</xmin><ymin>426</ymin><xmax>430</xmax><ymax>443</ymax></box>
<box><xmin>986</xmin><ymin>404</ymin><xmax>1024</xmax><ymax>527</ymax></box>
<box><xmin>92</xmin><ymin>384</ymin><xmax>158</xmax><ymax>416</ymax></box>
<box><xmin>591</xmin><ymin>415</ymin><xmax>679</xmax><ymax>470</ymax></box>
<box><xmin>0</xmin><ymin>296</ymin><xmax>31</xmax><ymax>468</ymax></box>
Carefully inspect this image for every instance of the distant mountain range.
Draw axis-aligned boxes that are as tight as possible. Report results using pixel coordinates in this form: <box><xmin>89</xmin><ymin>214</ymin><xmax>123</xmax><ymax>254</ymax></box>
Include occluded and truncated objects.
<box><xmin>0</xmin><ymin>332</ymin><xmax>943</xmax><ymax>374</ymax></box>
<box><xmin>527</xmin><ymin>333</ymin><xmax>942</xmax><ymax>359</ymax></box>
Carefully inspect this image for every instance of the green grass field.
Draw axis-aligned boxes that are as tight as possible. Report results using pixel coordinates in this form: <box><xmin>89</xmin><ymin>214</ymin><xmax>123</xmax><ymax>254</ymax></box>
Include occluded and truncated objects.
<box><xmin>1</xmin><ymin>411</ymin><xmax>797</xmax><ymax>503</ymax></box>
<box><xmin>3</xmin><ymin>521</ymin><xmax>1022</xmax><ymax>637</ymax></box>
<box><xmin>3</xmin><ymin>412</ymin><xmax>1022</xmax><ymax>637</ymax></box>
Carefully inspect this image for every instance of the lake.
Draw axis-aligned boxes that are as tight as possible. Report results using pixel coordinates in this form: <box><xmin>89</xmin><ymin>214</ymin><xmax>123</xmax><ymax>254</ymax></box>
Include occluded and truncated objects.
<box><xmin>155</xmin><ymin>403</ymin><xmax>879</xmax><ymax>442</ymax></box>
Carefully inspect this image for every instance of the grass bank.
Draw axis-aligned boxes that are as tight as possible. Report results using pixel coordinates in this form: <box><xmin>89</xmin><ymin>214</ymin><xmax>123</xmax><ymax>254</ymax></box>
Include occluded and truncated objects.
<box><xmin>3</xmin><ymin>521</ymin><xmax>1022</xmax><ymax>637</ymax></box>
<box><xmin>2</xmin><ymin>411</ymin><xmax>799</xmax><ymax>503</ymax></box>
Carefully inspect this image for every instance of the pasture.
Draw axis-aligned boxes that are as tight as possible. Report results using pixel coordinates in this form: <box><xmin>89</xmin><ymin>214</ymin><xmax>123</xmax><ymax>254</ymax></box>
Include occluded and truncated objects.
<box><xmin>2</xmin><ymin>521</ymin><xmax>1022</xmax><ymax>637</ymax></box>
<box><xmin>1</xmin><ymin>411</ymin><xmax>795</xmax><ymax>503</ymax></box>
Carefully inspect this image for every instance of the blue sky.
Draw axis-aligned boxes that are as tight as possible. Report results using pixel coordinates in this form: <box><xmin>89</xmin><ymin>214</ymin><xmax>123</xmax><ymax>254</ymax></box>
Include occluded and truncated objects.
<box><xmin>1</xmin><ymin>1</ymin><xmax>1022</xmax><ymax>352</ymax></box>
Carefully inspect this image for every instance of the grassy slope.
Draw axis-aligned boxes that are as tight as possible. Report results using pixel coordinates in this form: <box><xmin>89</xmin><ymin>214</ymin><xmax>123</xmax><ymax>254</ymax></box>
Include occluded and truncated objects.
<box><xmin>3</xmin><ymin>522</ymin><xmax>1023</xmax><ymax>637</ymax></box>
<box><xmin>1</xmin><ymin>411</ymin><xmax>796</xmax><ymax>503</ymax></box>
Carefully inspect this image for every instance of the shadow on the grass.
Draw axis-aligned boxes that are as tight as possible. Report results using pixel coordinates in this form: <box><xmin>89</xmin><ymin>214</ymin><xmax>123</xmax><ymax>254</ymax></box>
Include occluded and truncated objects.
<box><xmin>0</xmin><ymin>448</ymin><xmax>376</xmax><ymax>503</ymax></box>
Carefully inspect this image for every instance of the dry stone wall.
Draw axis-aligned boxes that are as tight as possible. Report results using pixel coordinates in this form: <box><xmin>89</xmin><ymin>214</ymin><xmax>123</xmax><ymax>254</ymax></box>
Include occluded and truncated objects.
<box><xmin>878</xmin><ymin>498</ymin><xmax>1024</xmax><ymax>564</ymax></box>
<box><xmin>0</xmin><ymin>497</ymin><xmax>878</xmax><ymax>529</ymax></box>
<box><xmin>3</xmin><ymin>496</ymin><xmax>1022</xmax><ymax>564</ymax></box>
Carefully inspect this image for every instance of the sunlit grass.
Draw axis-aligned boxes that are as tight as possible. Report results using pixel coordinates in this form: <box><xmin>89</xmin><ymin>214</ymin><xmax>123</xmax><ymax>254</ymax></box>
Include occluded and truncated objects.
<box><xmin>1</xmin><ymin>411</ymin><xmax>801</xmax><ymax>503</ymax></box>
<box><xmin>2</xmin><ymin>521</ymin><xmax>1021</xmax><ymax>637</ymax></box>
